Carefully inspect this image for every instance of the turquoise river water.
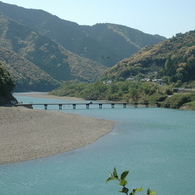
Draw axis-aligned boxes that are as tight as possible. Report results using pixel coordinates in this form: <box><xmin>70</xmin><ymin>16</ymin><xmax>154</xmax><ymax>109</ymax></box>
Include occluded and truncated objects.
<box><xmin>0</xmin><ymin>93</ymin><xmax>195</xmax><ymax>195</ymax></box>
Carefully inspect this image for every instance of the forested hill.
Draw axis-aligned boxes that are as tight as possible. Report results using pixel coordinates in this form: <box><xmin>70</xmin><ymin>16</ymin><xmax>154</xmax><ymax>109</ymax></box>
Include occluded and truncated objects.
<box><xmin>0</xmin><ymin>63</ymin><xmax>16</xmax><ymax>105</ymax></box>
<box><xmin>81</xmin><ymin>23</ymin><xmax>165</xmax><ymax>60</ymax></box>
<box><xmin>0</xmin><ymin>14</ymin><xmax>107</xmax><ymax>91</ymax></box>
<box><xmin>0</xmin><ymin>1</ymin><xmax>165</xmax><ymax>67</ymax></box>
<box><xmin>102</xmin><ymin>31</ymin><xmax>195</xmax><ymax>85</ymax></box>
<box><xmin>0</xmin><ymin>1</ymin><xmax>166</xmax><ymax>91</ymax></box>
<box><xmin>0</xmin><ymin>47</ymin><xmax>60</xmax><ymax>91</ymax></box>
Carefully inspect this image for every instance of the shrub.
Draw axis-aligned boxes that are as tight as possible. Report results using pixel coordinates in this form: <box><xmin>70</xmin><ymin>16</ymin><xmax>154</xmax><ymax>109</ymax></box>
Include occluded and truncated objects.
<box><xmin>106</xmin><ymin>168</ymin><xmax>156</xmax><ymax>195</ymax></box>
<box><xmin>161</xmin><ymin>93</ymin><xmax>195</xmax><ymax>108</ymax></box>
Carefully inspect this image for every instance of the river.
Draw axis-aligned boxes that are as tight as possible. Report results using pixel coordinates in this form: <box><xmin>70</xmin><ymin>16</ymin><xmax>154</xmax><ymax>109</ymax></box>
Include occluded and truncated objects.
<box><xmin>0</xmin><ymin>93</ymin><xmax>195</xmax><ymax>195</ymax></box>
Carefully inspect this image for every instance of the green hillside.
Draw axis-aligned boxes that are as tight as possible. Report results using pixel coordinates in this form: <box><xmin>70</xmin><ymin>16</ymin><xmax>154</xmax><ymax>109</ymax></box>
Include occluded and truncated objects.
<box><xmin>0</xmin><ymin>1</ymin><xmax>165</xmax><ymax>68</ymax></box>
<box><xmin>0</xmin><ymin>1</ymin><xmax>167</xmax><ymax>91</ymax></box>
<box><xmin>82</xmin><ymin>23</ymin><xmax>165</xmax><ymax>59</ymax></box>
<box><xmin>102</xmin><ymin>30</ymin><xmax>195</xmax><ymax>85</ymax></box>
<box><xmin>0</xmin><ymin>47</ymin><xmax>60</xmax><ymax>91</ymax></box>
<box><xmin>0</xmin><ymin>14</ymin><xmax>107</xmax><ymax>91</ymax></box>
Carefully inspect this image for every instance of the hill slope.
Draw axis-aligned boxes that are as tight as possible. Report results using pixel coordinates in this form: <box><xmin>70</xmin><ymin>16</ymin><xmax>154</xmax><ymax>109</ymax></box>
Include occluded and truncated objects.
<box><xmin>82</xmin><ymin>23</ymin><xmax>165</xmax><ymax>59</ymax></box>
<box><xmin>0</xmin><ymin>47</ymin><xmax>60</xmax><ymax>91</ymax></box>
<box><xmin>102</xmin><ymin>31</ymin><xmax>195</xmax><ymax>84</ymax></box>
<box><xmin>0</xmin><ymin>1</ymin><xmax>167</xmax><ymax>91</ymax></box>
<box><xmin>0</xmin><ymin>1</ymin><xmax>165</xmax><ymax>67</ymax></box>
<box><xmin>0</xmin><ymin>14</ymin><xmax>107</xmax><ymax>91</ymax></box>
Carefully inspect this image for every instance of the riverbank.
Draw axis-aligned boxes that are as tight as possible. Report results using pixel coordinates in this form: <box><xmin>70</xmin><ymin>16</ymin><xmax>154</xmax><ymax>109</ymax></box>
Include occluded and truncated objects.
<box><xmin>0</xmin><ymin>106</ymin><xmax>115</xmax><ymax>164</ymax></box>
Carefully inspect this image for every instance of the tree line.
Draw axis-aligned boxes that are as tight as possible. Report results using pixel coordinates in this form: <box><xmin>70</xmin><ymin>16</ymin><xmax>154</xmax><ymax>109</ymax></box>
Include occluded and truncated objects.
<box><xmin>49</xmin><ymin>80</ymin><xmax>173</xmax><ymax>104</ymax></box>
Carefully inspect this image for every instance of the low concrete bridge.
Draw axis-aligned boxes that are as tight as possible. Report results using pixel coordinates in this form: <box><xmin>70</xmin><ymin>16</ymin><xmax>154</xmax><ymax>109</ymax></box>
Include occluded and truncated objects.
<box><xmin>14</xmin><ymin>102</ymin><xmax>157</xmax><ymax>110</ymax></box>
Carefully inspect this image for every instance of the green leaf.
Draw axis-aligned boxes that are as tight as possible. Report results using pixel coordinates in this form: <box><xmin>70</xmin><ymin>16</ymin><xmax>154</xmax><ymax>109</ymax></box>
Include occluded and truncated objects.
<box><xmin>130</xmin><ymin>188</ymin><xmax>142</xmax><ymax>195</ymax></box>
<box><xmin>136</xmin><ymin>187</ymin><xmax>143</xmax><ymax>192</ymax></box>
<box><xmin>119</xmin><ymin>179</ymin><xmax>128</xmax><ymax>186</ymax></box>
<box><xmin>120</xmin><ymin>171</ymin><xmax>129</xmax><ymax>180</ymax></box>
<box><xmin>113</xmin><ymin>167</ymin><xmax>118</xmax><ymax>178</ymax></box>
<box><xmin>106</xmin><ymin>174</ymin><xmax>118</xmax><ymax>183</ymax></box>
<box><xmin>147</xmin><ymin>189</ymin><xmax>156</xmax><ymax>195</ymax></box>
<box><xmin>150</xmin><ymin>191</ymin><xmax>157</xmax><ymax>195</ymax></box>
<box><xmin>147</xmin><ymin>188</ymin><xmax>151</xmax><ymax>195</ymax></box>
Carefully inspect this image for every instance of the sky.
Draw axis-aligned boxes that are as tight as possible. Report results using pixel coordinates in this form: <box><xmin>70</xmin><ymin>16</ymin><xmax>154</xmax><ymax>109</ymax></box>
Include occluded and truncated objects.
<box><xmin>1</xmin><ymin>0</ymin><xmax>195</xmax><ymax>38</ymax></box>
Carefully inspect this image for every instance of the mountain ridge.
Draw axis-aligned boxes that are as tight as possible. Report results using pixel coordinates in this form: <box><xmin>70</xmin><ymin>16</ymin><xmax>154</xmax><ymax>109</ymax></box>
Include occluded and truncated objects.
<box><xmin>82</xmin><ymin>23</ymin><xmax>165</xmax><ymax>59</ymax></box>
<box><xmin>0</xmin><ymin>1</ymin><xmax>165</xmax><ymax>66</ymax></box>
<box><xmin>0</xmin><ymin>1</ymin><xmax>166</xmax><ymax>91</ymax></box>
<box><xmin>0</xmin><ymin>14</ymin><xmax>107</xmax><ymax>91</ymax></box>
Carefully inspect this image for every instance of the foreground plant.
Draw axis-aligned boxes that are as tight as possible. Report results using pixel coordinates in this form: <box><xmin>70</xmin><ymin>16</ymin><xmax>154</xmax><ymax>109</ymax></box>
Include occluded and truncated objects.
<box><xmin>106</xmin><ymin>167</ymin><xmax>156</xmax><ymax>195</ymax></box>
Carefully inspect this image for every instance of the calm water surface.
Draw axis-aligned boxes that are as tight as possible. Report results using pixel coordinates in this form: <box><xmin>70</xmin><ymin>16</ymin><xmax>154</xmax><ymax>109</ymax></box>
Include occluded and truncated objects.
<box><xmin>0</xmin><ymin>93</ymin><xmax>195</xmax><ymax>195</ymax></box>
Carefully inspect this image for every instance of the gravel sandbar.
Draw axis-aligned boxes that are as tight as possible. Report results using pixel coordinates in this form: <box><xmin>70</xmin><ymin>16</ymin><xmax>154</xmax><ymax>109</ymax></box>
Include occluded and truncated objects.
<box><xmin>0</xmin><ymin>107</ymin><xmax>115</xmax><ymax>164</ymax></box>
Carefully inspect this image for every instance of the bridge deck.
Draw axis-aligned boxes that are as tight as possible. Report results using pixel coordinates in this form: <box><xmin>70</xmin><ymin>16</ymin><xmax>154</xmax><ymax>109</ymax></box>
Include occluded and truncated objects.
<box><xmin>14</xmin><ymin>102</ymin><xmax>157</xmax><ymax>110</ymax></box>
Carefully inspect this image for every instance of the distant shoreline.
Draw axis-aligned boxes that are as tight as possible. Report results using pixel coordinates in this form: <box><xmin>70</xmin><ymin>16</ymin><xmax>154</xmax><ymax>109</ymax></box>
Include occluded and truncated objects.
<box><xmin>15</xmin><ymin>92</ymin><xmax>84</xmax><ymax>101</ymax></box>
<box><xmin>14</xmin><ymin>92</ymin><xmax>194</xmax><ymax>110</ymax></box>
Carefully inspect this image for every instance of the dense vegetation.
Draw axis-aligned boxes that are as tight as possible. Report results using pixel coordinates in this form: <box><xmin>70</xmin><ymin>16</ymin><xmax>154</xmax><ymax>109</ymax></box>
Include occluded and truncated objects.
<box><xmin>49</xmin><ymin>80</ymin><xmax>195</xmax><ymax>109</ymax></box>
<box><xmin>49</xmin><ymin>80</ymin><xmax>172</xmax><ymax>103</ymax></box>
<box><xmin>102</xmin><ymin>31</ymin><xmax>195</xmax><ymax>86</ymax></box>
<box><xmin>161</xmin><ymin>92</ymin><xmax>195</xmax><ymax>109</ymax></box>
<box><xmin>0</xmin><ymin>63</ymin><xmax>16</xmax><ymax>105</ymax></box>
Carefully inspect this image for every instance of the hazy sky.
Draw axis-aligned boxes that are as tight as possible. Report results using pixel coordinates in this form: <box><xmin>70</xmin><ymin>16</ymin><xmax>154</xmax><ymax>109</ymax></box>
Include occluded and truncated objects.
<box><xmin>1</xmin><ymin>0</ymin><xmax>195</xmax><ymax>38</ymax></box>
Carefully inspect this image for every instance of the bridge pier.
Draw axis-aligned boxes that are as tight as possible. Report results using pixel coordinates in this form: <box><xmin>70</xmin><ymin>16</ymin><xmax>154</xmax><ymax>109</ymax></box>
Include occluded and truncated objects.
<box><xmin>59</xmin><ymin>104</ymin><xmax>62</xmax><ymax>110</ymax></box>
<box><xmin>111</xmin><ymin>103</ymin><xmax>115</xmax><ymax>108</ymax></box>
<box><xmin>99</xmin><ymin>104</ymin><xmax>102</xmax><ymax>109</ymax></box>
<box><xmin>44</xmin><ymin>104</ymin><xmax>48</xmax><ymax>110</ymax></box>
<box><xmin>134</xmin><ymin>103</ymin><xmax>138</xmax><ymax>108</ymax></box>
<box><xmin>73</xmin><ymin>104</ymin><xmax>76</xmax><ymax>109</ymax></box>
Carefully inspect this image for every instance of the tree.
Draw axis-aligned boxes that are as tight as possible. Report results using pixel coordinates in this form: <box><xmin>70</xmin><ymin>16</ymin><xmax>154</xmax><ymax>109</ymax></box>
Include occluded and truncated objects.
<box><xmin>129</xmin><ymin>88</ymin><xmax>139</xmax><ymax>103</ymax></box>
<box><xmin>0</xmin><ymin>64</ymin><xmax>15</xmax><ymax>96</ymax></box>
